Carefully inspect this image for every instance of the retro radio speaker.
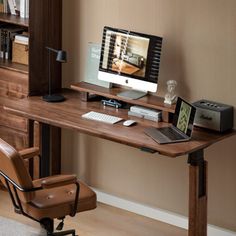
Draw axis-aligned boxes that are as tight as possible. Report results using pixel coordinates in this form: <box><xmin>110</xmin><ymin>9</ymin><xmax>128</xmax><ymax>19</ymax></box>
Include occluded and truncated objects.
<box><xmin>193</xmin><ymin>100</ymin><xmax>234</xmax><ymax>132</ymax></box>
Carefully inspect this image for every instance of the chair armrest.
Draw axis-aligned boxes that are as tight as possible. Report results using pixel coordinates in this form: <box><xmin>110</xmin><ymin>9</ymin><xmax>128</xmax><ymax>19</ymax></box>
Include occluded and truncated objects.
<box><xmin>41</xmin><ymin>175</ymin><xmax>77</xmax><ymax>189</ymax></box>
<box><xmin>19</xmin><ymin>147</ymin><xmax>40</xmax><ymax>160</ymax></box>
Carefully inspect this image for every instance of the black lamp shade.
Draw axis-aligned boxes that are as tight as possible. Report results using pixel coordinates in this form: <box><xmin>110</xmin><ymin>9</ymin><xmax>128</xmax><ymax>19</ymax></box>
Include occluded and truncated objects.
<box><xmin>56</xmin><ymin>50</ymin><xmax>67</xmax><ymax>62</ymax></box>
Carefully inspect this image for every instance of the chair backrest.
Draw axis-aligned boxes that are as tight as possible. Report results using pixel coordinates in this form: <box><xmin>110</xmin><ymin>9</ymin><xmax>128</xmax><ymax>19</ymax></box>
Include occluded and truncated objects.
<box><xmin>0</xmin><ymin>138</ymin><xmax>34</xmax><ymax>202</ymax></box>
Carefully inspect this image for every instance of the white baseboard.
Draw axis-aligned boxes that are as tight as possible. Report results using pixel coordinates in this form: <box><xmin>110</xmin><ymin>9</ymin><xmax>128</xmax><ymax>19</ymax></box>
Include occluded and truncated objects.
<box><xmin>92</xmin><ymin>188</ymin><xmax>236</xmax><ymax>236</ymax></box>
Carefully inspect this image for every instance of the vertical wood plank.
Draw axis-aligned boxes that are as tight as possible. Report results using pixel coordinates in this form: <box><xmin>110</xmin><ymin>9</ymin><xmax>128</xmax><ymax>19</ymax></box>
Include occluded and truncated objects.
<box><xmin>29</xmin><ymin>0</ymin><xmax>62</xmax><ymax>95</ymax></box>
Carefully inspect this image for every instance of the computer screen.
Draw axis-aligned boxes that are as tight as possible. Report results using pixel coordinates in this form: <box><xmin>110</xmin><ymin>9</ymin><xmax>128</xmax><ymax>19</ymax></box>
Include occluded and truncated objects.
<box><xmin>173</xmin><ymin>98</ymin><xmax>196</xmax><ymax>136</ymax></box>
<box><xmin>98</xmin><ymin>26</ymin><xmax>163</xmax><ymax>99</ymax></box>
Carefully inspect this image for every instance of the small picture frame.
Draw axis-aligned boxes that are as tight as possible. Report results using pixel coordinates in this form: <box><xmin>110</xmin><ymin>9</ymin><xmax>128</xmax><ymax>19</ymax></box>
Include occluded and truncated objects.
<box><xmin>83</xmin><ymin>42</ymin><xmax>111</xmax><ymax>88</ymax></box>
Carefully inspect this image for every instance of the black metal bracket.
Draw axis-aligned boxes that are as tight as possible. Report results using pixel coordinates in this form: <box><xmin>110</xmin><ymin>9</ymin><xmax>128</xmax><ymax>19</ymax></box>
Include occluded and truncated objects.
<box><xmin>40</xmin><ymin>123</ymin><xmax>51</xmax><ymax>178</ymax></box>
<box><xmin>28</xmin><ymin>120</ymin><xmax>35</xmax><ymax>178</ymax></box>
<box><xmin>188</xmin><ymin>149</ymin><xmax>206</xmax><ymax>198</ymax></box>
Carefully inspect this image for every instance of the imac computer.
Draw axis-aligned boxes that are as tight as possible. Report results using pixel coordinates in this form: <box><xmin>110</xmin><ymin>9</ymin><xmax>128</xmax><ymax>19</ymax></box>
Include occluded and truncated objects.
<box><xmin>98</xmin><ymin>26</ymin><xmax>163</xmax><ymax>99</ymax></box>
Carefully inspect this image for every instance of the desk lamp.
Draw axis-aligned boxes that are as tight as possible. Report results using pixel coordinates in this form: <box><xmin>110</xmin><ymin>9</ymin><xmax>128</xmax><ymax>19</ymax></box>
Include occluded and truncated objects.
<box><xmin>43</xmin><ymin>47</ymin><xmax>67</xmax><ymax>102</ymax></box>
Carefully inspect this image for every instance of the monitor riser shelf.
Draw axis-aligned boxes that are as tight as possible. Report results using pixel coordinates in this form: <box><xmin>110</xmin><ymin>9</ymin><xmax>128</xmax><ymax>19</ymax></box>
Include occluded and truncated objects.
<box><xmin>70</xmin><ymin>82</ymin><xmax>175</xmax><ymax>123</ymax></box>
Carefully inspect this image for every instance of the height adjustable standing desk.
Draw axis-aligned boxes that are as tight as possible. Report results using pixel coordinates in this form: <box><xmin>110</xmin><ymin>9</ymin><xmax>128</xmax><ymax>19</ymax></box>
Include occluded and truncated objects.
<box><xmin>3</xmin><ymin>82</ymin><xmax>236</xmax><ymax>236</ymax></box>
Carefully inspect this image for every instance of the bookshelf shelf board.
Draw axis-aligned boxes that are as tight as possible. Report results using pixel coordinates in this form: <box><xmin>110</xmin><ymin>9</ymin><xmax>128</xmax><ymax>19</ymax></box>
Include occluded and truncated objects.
<box><xmin>0</xmin><ymin>59</ymin><xmax>28</xmax><ymax>74</ymax></box>
<box><xmin>0</xmin><ymin>13</ymin><xmax>28</xmax><ymax>27</ymax></box>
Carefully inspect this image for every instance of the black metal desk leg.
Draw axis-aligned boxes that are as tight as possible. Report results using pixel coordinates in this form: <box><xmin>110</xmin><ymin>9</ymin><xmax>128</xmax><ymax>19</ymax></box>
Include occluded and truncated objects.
<box><xmin>28</xmin><ymin>119</ymin><xmax>35</xmax><ymax>178</ymax></box>
<box><xmin>40</xmin><ymin>123</ymin><xmax>51</xmax><ymax>178</ymax></box>
<box><xmin>188</xmin><ymin>149</ymin><xmax>208</xmax><ymax>236</ymax></box>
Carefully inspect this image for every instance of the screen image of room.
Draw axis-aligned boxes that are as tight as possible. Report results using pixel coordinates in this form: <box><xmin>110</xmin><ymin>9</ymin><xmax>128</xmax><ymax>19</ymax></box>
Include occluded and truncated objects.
<box><xmin>103</xmin><ymin>30</ymin><xmax>149</xmax><ymax>78</ymax></box>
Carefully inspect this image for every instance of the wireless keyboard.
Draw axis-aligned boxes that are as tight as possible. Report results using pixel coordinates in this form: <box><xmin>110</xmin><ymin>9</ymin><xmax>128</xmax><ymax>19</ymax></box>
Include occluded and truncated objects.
<box><xmin>82</xmin><ymin>111</ymin><xmax>123</xmax><ymax>124</ymax></box>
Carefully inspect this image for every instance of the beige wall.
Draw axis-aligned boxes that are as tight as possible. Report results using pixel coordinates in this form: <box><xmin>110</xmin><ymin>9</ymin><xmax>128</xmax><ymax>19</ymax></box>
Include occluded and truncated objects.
<box><xmin>62</xmin><ymin>0</ymin><xmax>236</xmax><ymax>231</ymax></box>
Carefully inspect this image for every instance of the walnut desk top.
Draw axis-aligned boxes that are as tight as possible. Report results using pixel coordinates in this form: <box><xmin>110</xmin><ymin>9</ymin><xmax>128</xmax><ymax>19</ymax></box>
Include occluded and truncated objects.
<box><xmin>3</xmin><ymin>89</ymin><xmax>235</xmax><ymax>158</ymax></box>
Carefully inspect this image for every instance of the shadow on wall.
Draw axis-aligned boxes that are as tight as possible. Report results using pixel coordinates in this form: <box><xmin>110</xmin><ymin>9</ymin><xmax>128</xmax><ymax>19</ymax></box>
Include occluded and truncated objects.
<box><xmin>158</xmin><ymin>36</ymin><xmax>191</xmax><ymax>100</ymax></box>
<box><xmin>62</xmin><ymin>0</ymin><xmax>81</xmax><ymax>88</ymax></box>
<box><xmin>206</xmin><ymin>135</ymin><xmax>236</xmax><ymax>230</ymax></box>
<box><xmin>62</xmin><ymin>132</ymin><xmax>101</xmax><ymax>183</ymax></box>
<box><xmin>61</xmin><ymin>130</ymin><xmax>85</xmax><ymax>177</ymax></box>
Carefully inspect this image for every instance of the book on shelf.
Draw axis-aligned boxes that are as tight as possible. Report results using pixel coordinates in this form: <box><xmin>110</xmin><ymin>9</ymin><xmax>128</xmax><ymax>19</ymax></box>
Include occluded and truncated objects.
<box><xmin>14</xmin><ymin>0</ymin><xmax>20</xmax><ymax>15</ymax></box>
<box><xmin>14</xmin><ymin>33</ymin><xmax>28</xmax><ymax>45</ymax></box>
<box><xmin>0</xmin><ymin>27</ymin><xmax>6</xmax><ymax>58</ymax></box>
<box><xmin>25</xmin><ymin>0</ymin><xmax>28</xmax><ymax>17</ymax></box>
<box><xmin>6</xmin><ymin>28</ymin><xmax>25</xmax><ymax>59</ymax></box>
<box><xmin>7</xmin><ymin>0</ymin><xmax>16</xmax><ymax>15</ymax></box>
<box><xmin>0</xmin><ymin>0</ymin><xmax>4</xmax><ymax>13</ymax></box>
<box><xmin>3</xmin><ymin>0</ymin><xmax>10</xmax><ymax>13</ymax></box>
<box><xmin>0</xmin><ymin>24</ymin><xmax>25</xmax><ymax>60</ymax></box>
<box><xmin>0</xmin><ymin>0</ymin><xmax>23</xmax><ymax>15</ymax></box>
<box><xmin>3</xmin><ymin>0</ymin><xmax>6</xmax><ymax>13</ymax></box>
<box><xmin>20</xmin><ymin>0</ymin><xmax>28</xmax><ymax>18</ymax></box>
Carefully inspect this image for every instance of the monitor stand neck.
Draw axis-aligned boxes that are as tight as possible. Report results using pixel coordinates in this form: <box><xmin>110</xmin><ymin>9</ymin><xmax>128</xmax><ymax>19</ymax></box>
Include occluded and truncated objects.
<box><xmin>117</xmin><ymin>90</ymin><xmax>147</xmax><ymax>100</ymax></box>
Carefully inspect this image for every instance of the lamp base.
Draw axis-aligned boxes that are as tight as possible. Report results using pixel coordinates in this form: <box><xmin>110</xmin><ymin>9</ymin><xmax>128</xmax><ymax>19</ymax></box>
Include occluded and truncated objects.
<box><xmin>43</xmin><ymin>94</ymin><xmax>65</xmax><ymax>103</ymax></box>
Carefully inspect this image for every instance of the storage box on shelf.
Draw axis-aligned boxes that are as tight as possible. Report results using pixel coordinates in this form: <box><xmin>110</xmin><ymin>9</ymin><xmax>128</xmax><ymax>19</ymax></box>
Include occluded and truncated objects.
<box><xmin>12</xmin><ymin>41</ymin><xmax>28</xmax><ymax>65</ymax></box>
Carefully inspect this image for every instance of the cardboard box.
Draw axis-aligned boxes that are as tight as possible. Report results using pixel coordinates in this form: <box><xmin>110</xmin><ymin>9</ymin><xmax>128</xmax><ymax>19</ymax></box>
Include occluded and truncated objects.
<box><xmin>12</xmin><ymin>41</ymin><xmax>29</xmax><ymax>65</ymax></box>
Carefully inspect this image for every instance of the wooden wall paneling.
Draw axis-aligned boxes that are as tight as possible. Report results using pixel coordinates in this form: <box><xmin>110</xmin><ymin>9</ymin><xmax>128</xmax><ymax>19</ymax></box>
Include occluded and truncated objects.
<box><xmin>28</xmin><ymin>0</ymin><xmax>62</xmax><ymax>179</ymax></box>
<box><xmin>29</xmin><ymin>0</ymin><xmax>62</xmax><ymax>95</ymax></box>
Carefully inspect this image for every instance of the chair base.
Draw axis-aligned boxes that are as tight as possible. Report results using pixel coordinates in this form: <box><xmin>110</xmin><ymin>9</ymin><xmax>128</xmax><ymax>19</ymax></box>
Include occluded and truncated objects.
<box><xmin>41</xmin><ymin>218</ymin><xmax>77</xmax><ymax>236</ymax></box>
<box><xmin>47</xmin><ymin>229</ymin><xmax>77</xmax><ymax>236</ymax></box>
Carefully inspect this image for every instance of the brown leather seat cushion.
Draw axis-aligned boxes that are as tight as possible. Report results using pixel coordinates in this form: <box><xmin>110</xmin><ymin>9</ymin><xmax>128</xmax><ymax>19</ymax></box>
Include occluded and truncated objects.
<box><xmin>22</xmin><ymin>180</ymin><xmax>97</xmax><ymax>220</ymax></box>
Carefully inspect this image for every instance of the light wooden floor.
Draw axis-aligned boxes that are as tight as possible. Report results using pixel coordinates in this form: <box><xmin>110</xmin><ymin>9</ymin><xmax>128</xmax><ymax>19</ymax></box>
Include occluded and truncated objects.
<box><xmin>0</xmin><ymin>190</ymin><xmax>187</xmax><ymax>236</ymax></box>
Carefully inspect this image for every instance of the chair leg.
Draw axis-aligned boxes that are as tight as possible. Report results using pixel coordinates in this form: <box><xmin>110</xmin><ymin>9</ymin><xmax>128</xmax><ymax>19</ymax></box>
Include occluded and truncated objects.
<box><xmin>40</xmin><ymin>218</ymin><xmax>54</xmax><ymax>234</ymax></box>
<box><xmin>49</xmin><ymin>229</ymin><xmax>77</xmax><ymax>236</ymax></box>
<box><xmin>40</xmin><ymin>218</ymin><xmax>77</xmax><ymax>236</ymax></box>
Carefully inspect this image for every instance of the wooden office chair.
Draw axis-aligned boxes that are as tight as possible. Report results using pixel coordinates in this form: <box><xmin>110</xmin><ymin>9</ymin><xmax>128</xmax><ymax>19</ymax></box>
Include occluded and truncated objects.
<box><xmin>0</xmin><ymin>138</ymin><xmax>97</xmax><ymax>236</ymax></box>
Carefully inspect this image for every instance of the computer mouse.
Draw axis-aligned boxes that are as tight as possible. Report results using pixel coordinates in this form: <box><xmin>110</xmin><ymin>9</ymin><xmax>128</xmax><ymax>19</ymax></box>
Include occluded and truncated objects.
<box><xmin>123</xmin><ymin>120</ymin><xmax>137</xmax><ymax>127</ymax></box>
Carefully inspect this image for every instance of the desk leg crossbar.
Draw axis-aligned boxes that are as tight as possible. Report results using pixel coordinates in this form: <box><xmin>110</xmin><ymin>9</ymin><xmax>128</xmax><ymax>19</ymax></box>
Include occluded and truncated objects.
<box><xmin>188</xmin><ymin>149</ymin><xmax>208</xmax><ymax>236</ymax></box>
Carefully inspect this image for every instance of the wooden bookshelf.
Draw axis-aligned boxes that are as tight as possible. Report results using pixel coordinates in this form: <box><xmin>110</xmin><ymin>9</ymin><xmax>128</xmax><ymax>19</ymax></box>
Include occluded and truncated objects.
<box><xmin>0</xmin><ymin>12</ymin><xmax>28</xmax><ymax>72</ymax></box>
<box><xmin>0</xmin><ymin>0</ymin><xmax>62</xmax><ymax>183</ymax></box>
<box><xmin>0</xmin><ymin>59</ymin><xmax>28</xmax><ymax>73</ymax></box>
<box><xmin>0</xmin><ymin>13</ymin><xmax>28</xmax><ymax>27</ymax></box>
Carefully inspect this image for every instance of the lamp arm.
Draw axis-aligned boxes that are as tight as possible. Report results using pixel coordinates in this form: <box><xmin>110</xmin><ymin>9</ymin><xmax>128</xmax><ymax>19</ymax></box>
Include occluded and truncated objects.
<box><xmin>43</xmin><ymin>46</ymin><xmax>66</xmax><ymax>102</ymax></box>
<box><xmin>46</xmin><ymin>46</ymin><xmax>58</xmax><ymax>53</ymax></box>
